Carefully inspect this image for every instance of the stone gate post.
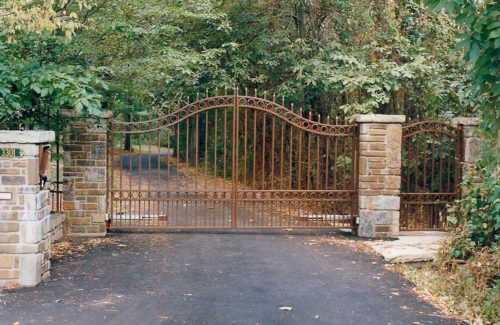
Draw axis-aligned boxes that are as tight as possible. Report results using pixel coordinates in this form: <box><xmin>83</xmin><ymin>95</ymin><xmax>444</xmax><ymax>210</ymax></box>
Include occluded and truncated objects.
<box><xmin>0</xmin><ymin>131</ymin><xmax>55</xmax><ymax>288</ymax></box>
<box><xmin>354</xmin><ymin>114</ymin><xmax>405</xmax><ymax>238</ymax></box>
<box><xmin>61</xmin><ymin>110</ymin><xmax>112</xmax><ymax>236</ymax></box>
<box><xmin>452</xmin><ymin>117</ymin><xmax>480</xmax><ymax>180</ymax></box>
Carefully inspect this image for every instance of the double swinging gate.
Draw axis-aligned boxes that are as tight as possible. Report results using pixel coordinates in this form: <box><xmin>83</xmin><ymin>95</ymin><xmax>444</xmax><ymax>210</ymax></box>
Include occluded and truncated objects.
<box><xmin>107</xmin><ymin>90</ymin><xmax>358</xmax><ymax>230</ymax></box>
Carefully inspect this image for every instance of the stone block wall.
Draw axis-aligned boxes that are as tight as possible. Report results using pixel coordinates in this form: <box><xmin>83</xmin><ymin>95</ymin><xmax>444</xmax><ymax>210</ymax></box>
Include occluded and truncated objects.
<box><xmin>0</xmin><ymin>131</ymin><xmax>55</xmax><ymax>288</ymax></box>
<box><xmin>354</xmin><ymin>115</ymin><xmax>405</xmax><ymax>238</ymax></box>
<box><xmin>62</xmin><ymin>110</ymin><xmax>111</xmax><ymax>236</ymax></box>
<box><xmin>49</xmin><ymin>213</ymin><xmax>65</xmax><ymax>243</ymax></box>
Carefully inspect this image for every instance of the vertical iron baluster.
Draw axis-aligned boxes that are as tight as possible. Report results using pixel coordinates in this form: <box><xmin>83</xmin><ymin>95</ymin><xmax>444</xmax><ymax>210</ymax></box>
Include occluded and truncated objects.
<box><xmin>298</xmin><ymin>108</ymin><xmax>303</xmax><ymax>191</ymax></box>
<box><xmin>280</xmin><ymin>117</ymin><xmax>285</xmax><ymax>190</ymax></box>
<box><xmin>316</xmin><ymin>116</ymin><xmax>321</xmax><ymax>190</ymax></box>
<box><xmin>204</xmin><ymin>110</ymin><xmax>208</xmax><ymax>227</ymax></box>
<box><xmin>148</xmin><ymin>122</ymin><xmax>152</xmax><ymax>225</ymax></box>
<box><xmin>157</xmin><ymin>122</ymin><xmax>161</xmax><ymax>227</ymax></box>
<box><xmin>185</xmin><ymin>118</ymin><xmax>189</xmax><ymax>226</ymax></box>
<box><xmin>138</xmin><ymin>116</ymin><xmax>142</xmax><ymax>226</ymax></box>
<box><xmin>109</xmin><ymin>120</ymin><xmax>115</xmax><ymax>226</ymax></box>
<box><xmin>223</xmin><ymin>105</ymin><xmax>227</xmax><ymax>226</ymax></box>
<box><xmin>271</xmin><ymin>114</ymin><xmax>276</xmax><ymax>190</ymax></box>
<box><xmin>195</xmin><ymin>113</ymin><xmax>199</xmax><ymax>227</ymax></box>
<box><xmin>232</xmin><ymin>88</ymin><xmax>239</xmax><ymax>228</ymax></box>
<box><xmin>333</xmin><ymin>118</ymin><xmax>338</xmax><ymax>190</ymax></box>
<box><xmin>176</xmin><ymin>119</ymin><xmax>180</xmax><ymax>226</ymax></box>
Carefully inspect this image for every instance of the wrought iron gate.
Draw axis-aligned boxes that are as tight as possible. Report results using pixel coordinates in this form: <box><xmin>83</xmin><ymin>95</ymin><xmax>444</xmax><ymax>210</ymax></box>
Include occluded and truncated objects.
<box><xmin>107</xmin><ymin>90</ymin><xmax>358</xmax><ymax>230</ymax></box>
<box><xmin>400</xmin><ymin>120</ymin><xmax>463</xmax><ymax>230</ymax></box>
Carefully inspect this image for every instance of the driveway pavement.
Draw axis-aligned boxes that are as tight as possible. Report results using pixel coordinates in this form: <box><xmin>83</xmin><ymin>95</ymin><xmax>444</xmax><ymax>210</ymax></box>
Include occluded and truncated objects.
<box><xmin>0</xmin><ymin>232</ymin><xmax>461</xmax><ymax>325</ymax></box>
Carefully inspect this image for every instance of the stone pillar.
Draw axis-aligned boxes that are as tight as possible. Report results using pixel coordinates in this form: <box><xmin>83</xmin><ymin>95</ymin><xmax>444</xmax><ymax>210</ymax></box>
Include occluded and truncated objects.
<box><xmin>0</xmin><ymin>131</ymin><xmax>55</xmax><ymax>288</ymax></box>
<box><xmin>452</xmin><ymin>117</ymin><xmax>480</xmax><ymax>179</ymax></box>
<box><xmin>354</xmin><ymin>114</ymin><xmax>405</xmax><ymax>238</ymax></box>
<box><xmin>61</xmin><ymin>110</ymin><xmax>112</xmax><ymax>236</ymax></box>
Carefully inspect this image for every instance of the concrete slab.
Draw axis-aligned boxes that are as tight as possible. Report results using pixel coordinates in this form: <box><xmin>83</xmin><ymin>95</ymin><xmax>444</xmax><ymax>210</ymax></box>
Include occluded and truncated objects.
<box><xmin>364</xmin><ymin>231</ymin><xmax>447</xmax><ymax>263</ymax></box>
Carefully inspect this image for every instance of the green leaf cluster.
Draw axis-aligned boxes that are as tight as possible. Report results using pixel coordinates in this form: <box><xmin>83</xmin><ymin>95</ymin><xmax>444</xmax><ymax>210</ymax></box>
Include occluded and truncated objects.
<box><xmin>427</xmin><ymin>0</ymin><xmax>499</xmax><ymax>256</ymax></box>
<box><xmin>428</xmin><ymin>0</ymin><xmax>499</xmax><ymax>170</ymax></box>
<box><xmin>0</xmin><ymin>2</ymin><xmax>107</xmax><ymax>135</ymax></box>
<box><xmin>447</xmin><ymin>166</ymin><xmax>499</xmax><ymax>259</ymax></box>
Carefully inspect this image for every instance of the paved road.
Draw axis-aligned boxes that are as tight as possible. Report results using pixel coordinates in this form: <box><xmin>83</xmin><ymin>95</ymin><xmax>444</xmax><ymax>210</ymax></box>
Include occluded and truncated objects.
<box><xmin>0</xmin><ymin>233</ymin><xmax>461</xmax><ymax>325</ymax></box>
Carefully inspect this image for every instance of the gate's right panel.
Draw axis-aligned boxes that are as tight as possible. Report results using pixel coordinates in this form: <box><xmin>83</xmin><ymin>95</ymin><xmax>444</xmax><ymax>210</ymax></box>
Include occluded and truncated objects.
<box><xmin>234</xmin><ymin>95</ymin><xmax>358</xmax><ymax>229</ymax></box>
<box><xmin>400</xmin><ymin>121</ymin><xmax>462</xmax><ymax>230</ymax></box>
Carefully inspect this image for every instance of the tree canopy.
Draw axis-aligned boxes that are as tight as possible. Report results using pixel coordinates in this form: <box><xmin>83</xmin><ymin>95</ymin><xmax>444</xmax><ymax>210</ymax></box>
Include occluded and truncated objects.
<box><xmin>0</xmin><ymin>0</ymin><xmax>481</xmax><ymax>129</ymax></box>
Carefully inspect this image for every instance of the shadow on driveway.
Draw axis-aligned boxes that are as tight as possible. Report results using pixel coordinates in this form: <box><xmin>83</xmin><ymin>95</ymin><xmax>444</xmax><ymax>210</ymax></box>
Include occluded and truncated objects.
<box><xmin>0</xmin><ymin>233</ymin><xmax>462</xmax><ymax>325</ymax></box>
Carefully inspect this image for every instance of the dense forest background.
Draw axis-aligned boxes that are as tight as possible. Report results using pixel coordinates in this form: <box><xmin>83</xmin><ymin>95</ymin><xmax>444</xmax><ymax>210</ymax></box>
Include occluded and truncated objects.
<box><xmin>0</xmin><ymin>0</ymin><xmax>477</xmax><ymax>131</ymax></box>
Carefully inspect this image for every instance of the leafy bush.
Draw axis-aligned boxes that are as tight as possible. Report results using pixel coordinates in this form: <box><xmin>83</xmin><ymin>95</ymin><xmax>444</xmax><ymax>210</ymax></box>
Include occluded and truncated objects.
<box><xmin>438</xmin><ymin>166</ymin><xmax>499</xmax><ymax>323</ymax></box>
<box><xmin>446</xmin><ymin>167</ymin><xmax>499</xmax><ymax>260</ymax></box>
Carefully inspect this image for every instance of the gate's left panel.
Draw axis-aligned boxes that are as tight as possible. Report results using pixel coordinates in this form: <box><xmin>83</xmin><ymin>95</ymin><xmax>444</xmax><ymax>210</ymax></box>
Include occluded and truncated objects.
<box><xmin>108</xmin><ymin>101</ymin><xmax>235</xmax><ymax>229</ymax></box>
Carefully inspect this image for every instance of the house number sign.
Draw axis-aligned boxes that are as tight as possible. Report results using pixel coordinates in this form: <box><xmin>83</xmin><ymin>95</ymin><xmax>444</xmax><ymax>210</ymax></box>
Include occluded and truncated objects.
<box><xmin>0</xmin><ymin>148</ymin><xmax>24</xmax><ymax>158</ymax></box>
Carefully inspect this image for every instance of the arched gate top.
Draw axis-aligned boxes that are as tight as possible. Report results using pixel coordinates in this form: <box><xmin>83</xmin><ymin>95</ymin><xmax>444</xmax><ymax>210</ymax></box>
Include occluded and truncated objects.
<box><xmin>112</xmin><ymin>95</ymin><xmax>356</xmax><ymax>136</ymax></box>
<box><xmin>403</xmin><ymin>120</ymin><xmax>460</xmax><ymax>138</ymax></box>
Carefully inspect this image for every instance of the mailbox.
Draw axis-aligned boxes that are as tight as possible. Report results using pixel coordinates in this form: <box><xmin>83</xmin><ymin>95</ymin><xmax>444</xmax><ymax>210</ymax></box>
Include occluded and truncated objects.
<box><xmin>39</xmin><ymin>145</ymin><xmax>51</xmax><ymax>189</ymax></box>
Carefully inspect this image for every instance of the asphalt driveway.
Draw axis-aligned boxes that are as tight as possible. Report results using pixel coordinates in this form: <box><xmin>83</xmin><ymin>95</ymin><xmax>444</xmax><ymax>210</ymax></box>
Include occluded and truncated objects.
<box><xmin>0</xmin><ymin>232</ymin><xmax>461</xmax><ymax>325</ymax></box>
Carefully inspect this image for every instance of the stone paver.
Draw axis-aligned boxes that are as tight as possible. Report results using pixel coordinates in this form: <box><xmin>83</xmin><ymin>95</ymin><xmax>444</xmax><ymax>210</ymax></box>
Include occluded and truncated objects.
<box><xmin>365</xmin><ymin>231</ymin><xmax>446</xmax><ymax>263</ymax></box>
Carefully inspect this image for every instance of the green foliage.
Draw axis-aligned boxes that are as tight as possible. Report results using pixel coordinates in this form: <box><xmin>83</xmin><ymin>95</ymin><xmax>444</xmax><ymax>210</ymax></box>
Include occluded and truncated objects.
<box><xmin>426</xmin><ymin>0</ymin><xmax>499</xmax><ymax>259</ymax></box>
<box><xmin>0</xmin><ymin>0</ymin><xmax>88</xmax><ymax>38</ymax></box>
<box><xmin>447</xmin><ymin>167</ymin><xmax>500</xmax><ymax>259</ymax></box>
<box><xmin>71</xmin><ymin>0</ymin><xmax>230</xmax><ymax>118</ymax></box>
<box><xmin>0</xmin><ymin>0</ymin><xmax>480</xmax><ymax>128</ymax></box>
<box><xmin>428</xmin><ymin>0</ymin><xmax>500</xmax><ymax>171</ymax></box>
<box><xmin>0</xmin><ymin>1</ymin><xmax>107</xmax><ymax>136</ymax></box>
<box><xmin>211</xmin><ymin>0</ymin><xmax>472</xmax><ymax>118</ymax></box>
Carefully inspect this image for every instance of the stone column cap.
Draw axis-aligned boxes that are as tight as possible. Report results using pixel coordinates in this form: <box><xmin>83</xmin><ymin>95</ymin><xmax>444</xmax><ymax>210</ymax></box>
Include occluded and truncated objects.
<box><xmin>60</xmin><ymin>109</ymin><xmax>113</xmax><ymax>119</ymax></box>
<box><xmin>452</xmin><ymin>117</ymin><xmax>480</xmax><ymax>127</ymax></box>
<box><xmin>0</xmin><ymin>131</ymin><xmax>55</xmax><ymax>144</ymax></box>
<box><xmin>354</xmin><ymin>114</ymin><xmax>406</xmax><ymax>123</ymax></box>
